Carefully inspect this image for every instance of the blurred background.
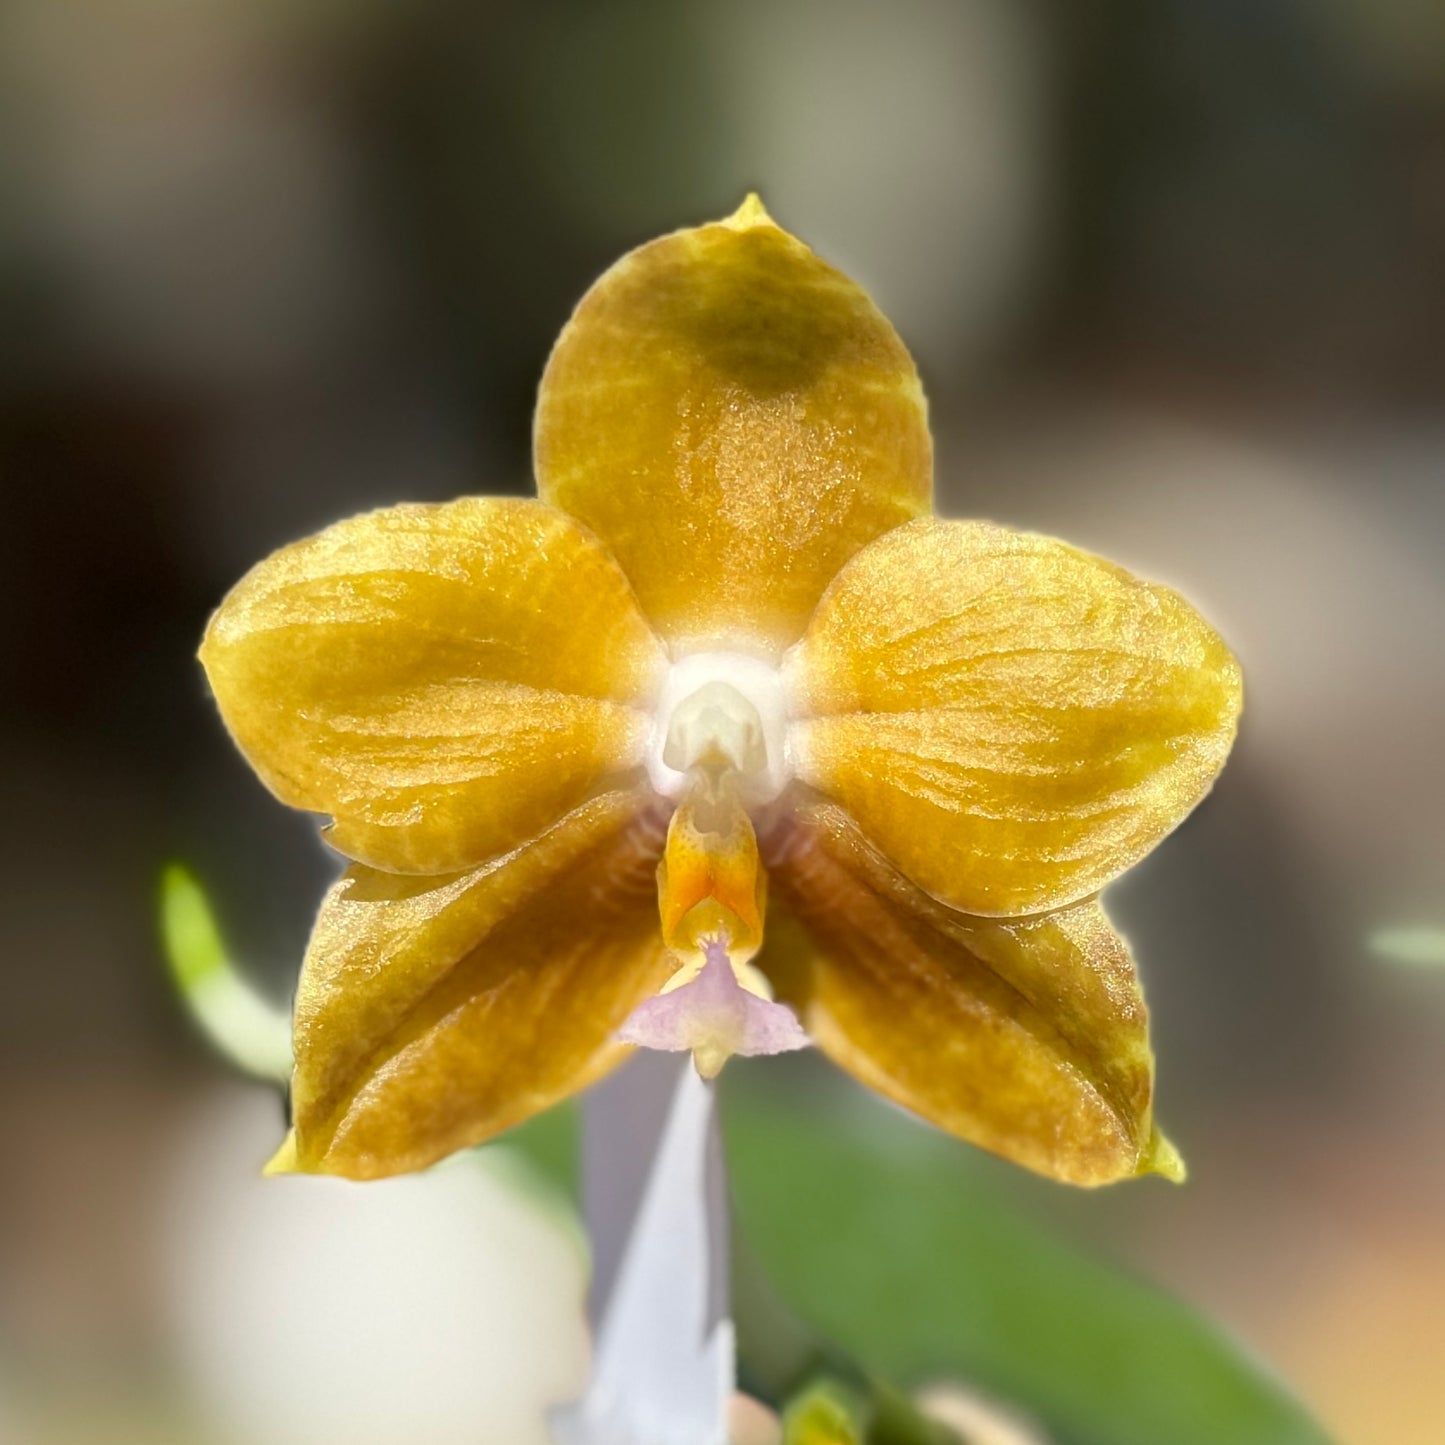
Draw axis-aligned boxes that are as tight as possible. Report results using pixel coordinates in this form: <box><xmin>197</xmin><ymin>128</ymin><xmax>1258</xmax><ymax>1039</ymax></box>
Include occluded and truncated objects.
<box><xmin>1</xmin><ymin>0</ymin><xmax>1443</xmax><ymax>1441</ymax></box>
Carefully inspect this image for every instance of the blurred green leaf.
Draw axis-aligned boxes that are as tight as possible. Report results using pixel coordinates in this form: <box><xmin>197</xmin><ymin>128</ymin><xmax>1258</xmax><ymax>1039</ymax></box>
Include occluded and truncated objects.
<box><xmin>159</xmin><ymin>862</ymin><xmax>228</xmax><ymax>993</ymax></box>
<box><xmin>1368</xmin><ymin>925</ymin><xmax>1445</xmax><ymax>969</ymax></box>
<box><xmin>724</xmin><ymin>1077</ymin><xmax>1332</xmax><ymax>1445</ymax></box>
<box><xmin>484</xmin><ymin>1101</ymin><xmax>582</xmax><ymax>1208</ymax></box>
<box><xmin>158</xmin><ymin>864</ymin><xmax>294</xmax><ymax>1083</ymax></box>
<box><xmin>494</xmin><ymin>1068</ymin><xmax>1328</xmax><ymax>1444</ymax></box>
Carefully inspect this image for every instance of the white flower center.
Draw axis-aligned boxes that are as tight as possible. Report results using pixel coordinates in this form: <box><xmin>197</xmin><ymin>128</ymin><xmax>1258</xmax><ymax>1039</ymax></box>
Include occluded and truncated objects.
<box><xmin>646</xmin><ymin>651</ymin><xmax>791</xmax><ymax>805</ymax></box>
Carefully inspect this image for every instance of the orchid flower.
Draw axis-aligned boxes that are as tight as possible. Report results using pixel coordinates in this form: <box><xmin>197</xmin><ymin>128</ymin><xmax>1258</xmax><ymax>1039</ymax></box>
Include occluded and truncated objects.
<box><xmin>200</xmin><ymin>196</ymin><xmax>1240</xmax><ymax>1189</ymax></box>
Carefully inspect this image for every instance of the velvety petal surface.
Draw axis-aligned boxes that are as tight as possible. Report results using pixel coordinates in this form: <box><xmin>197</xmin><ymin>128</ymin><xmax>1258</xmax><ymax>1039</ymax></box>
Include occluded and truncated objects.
<box><xmin>283</xmin><ymin>790</ymin><xmax>672</xmax><ymax>1180</ymax></box>
<box><xmin>534</xmin><ymin>196</ymin><xmax>932</xmax><ymax>654</ymax></box>
<box><xmin>200</xmin><ymin>497</ymin><xmax>666</xmax><ymax>874</ymax></box>
<box><xmin>759</xmin><ymin>799</ymin><xmax>1175</xmax><ymax>1186</ymax></box>
<box><xmin>788</xmin><ymin>519</ymin><xmax>1242</xmax><ymax>916</ymax></box>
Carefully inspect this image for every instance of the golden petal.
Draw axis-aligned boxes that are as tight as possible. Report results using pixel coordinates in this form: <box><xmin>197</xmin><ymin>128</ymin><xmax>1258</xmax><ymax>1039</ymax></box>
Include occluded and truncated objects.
<box><xmin>788</xmin><ymin>518</ymin><xmax>1242</xmax><ymax>916</ymax></box>
<box><xmin>759</xmin><ymin>798</ymin><xmax>1172</xmax><ymax>1186</ymax></box>
<box><xmin>287</xmin><ymin>790</ymin><xmax>672</xmax><ymax>1180</ymax></box>
<box><xmin>535</xmin><ymin>196</ymin><xmax>932</xmax><ymax>655</ymax></box>
<box><xmin>200</xmin><ymin>497</ymin><xmax>667</xmax><ymax>874</ymax></box>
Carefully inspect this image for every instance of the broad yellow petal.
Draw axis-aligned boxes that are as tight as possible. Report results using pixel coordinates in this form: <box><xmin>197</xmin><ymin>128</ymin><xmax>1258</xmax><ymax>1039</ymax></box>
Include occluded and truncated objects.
<box><xmin>287</xmin><ymin>790</ymin><xmax>671</xmax><ymax>1180</ymax></box>
<box><xmin>760</xmin><ymin>799</ymin><xmax>1171</xmax><ymax>1186</ymax></box>
<box><xmin>535</xmin><ymin>196</ymin><xmax>932</xmax><ymax>654</ymax></box>
<box><xmin>788</xmin><ymin>519</ymin><xmax>1242</xmax><ymax>916</ymax></box>
<box><xmin>201</xmin><ymin>497</ymin><xmax>667</xmax><ymax>874</ymax></box>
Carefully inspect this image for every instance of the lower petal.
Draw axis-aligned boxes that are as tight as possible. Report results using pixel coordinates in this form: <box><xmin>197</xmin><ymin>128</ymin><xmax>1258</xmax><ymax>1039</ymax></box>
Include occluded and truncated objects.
<box><xmin>284</xmin><ymin>789</ymin><xmax>671</xmax><ymax>1180</ymax></box>
<box><xmin>760</xmin><ymin>799</ymin><xmax>1173</xmax><ymax>1186</ymax></box>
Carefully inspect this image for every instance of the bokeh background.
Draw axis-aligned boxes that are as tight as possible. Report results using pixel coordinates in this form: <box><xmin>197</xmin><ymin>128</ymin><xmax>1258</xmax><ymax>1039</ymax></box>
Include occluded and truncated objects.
<box><xmin>2</xmin><ymin>1</ymin><xmax>1443</xmax><ymax>1442</ymax></box>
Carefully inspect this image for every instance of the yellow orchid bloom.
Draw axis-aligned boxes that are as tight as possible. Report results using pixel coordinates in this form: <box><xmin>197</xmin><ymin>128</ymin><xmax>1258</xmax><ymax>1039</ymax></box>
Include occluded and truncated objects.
<box><xmin>200</xmin><ymin>196</ymin><xmax>1240</xmax><ymax>1188</ymax></box>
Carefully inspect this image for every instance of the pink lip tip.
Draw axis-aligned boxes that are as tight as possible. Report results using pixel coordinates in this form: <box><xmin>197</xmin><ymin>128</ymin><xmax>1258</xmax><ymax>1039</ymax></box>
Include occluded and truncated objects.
<box><xmin>619</xmin><ymin>939</ymin><xmax>810</xmax><ymax>1077</ymax></box>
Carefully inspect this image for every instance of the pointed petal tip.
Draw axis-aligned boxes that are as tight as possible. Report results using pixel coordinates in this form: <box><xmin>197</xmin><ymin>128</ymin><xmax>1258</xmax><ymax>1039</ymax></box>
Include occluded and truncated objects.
<box><xmin>262</xmin><ymin>1131</ymin><xmax>301</xmax><ymax>1177</ymax></box>
<box><xmin>1140</xmin><ymin>1126</ymin><xmax>1187</xmax><ymax>1184</ymax></box>
<box><xmin>721</xmin><ymin>192</ymin><xmax>777</xmax><ymax>231</ymax></box>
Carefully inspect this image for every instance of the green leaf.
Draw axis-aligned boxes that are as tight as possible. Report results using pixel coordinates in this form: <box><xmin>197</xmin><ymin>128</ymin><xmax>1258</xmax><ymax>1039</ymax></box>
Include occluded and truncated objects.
<box><xmin>724</xmin><ymin>1070</ymin><xmax>1332</xmax><ymax>1445</ymax></box>
<box><xmin>494</xmin><ymin>1067</ymin><xmax>1327</xmax><ymax>1444</ymax></box>
<box><xmin>158</xmin><ymin>863</ymin><xmax>293</xmax><ymax>1083</ymax></box>
<box><xmin>159</xmin><ymin>862</ymin><xmax>230</xmax><ymax>993</ymax></box>
<box><xmin>483</xmin><ymin>1099</ymin><xmax>581</xmax><ymax>1201</ymax></box>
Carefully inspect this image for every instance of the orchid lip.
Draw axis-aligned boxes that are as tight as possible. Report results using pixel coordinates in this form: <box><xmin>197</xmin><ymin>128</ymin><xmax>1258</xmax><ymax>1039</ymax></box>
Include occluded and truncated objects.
<box><xmin>645</xmin><ymin>651</ymin><xmax>793</xmax><ymax>805</ymax></box>
<box><xmin>618</xmin><ymin>937</ymin><xmax>811</xmax><ymax>1079</ymax></box>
